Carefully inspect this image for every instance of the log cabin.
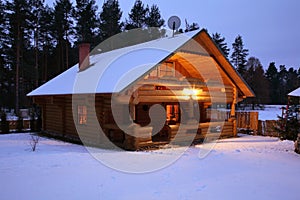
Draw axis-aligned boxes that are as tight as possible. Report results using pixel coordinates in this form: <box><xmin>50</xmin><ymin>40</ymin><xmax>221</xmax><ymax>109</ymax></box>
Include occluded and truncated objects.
<box><xmin>27</xmin><ymin>29</ymin><xmax>254</xmax><ymax>150</ymax></box>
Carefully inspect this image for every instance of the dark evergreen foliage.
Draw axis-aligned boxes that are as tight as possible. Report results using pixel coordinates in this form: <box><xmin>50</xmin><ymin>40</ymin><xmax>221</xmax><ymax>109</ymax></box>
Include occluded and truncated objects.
<box><xmin>244</xmin><ymin>57</ymin><xmax>269</xmax><ymax>107</ymax></box>
<box><xmin>212</xmin><ymin>32</ymin><xmax>230</xmax><ymax>58</ymax></box>
<box><xmin>231</xmin><ymin>35</ymin><xmax>249</xmax><ymax>77</ymax></box>
<box><xmin>52</xmin><ymin>0</ymin><xmax>75</xmax><ymax>73</ymax></box>
<box><xmin>275</xmin><ymin>98</ymin><xmax>300</xmax><ymax>141</ymax></box>
<box><xmin>0</xmin><ymin>0</ymin><xmax>299</xmax><ymax>113</ymax></box>
<box><xmin>184</xmin><ymin>19</ymin><xmax>200</xmax><ymax>33</ymax></box>
<box><xmin>125</xmin><ymin>0</ymin><xmax>148</xmax><ymax>29</ymax></box>
<box><xmin>266</xmin><ymin>62</ymin><xmax>280</xmax><ymax>104</ymax></box>
<box><xmin>75</xmin><ymin>0</ymin><xmax>98</xmax><ymax>44</ymax></box>
<box><xmin>145</xmin><ymin>5</ymin><xmax>164</xmax><ymax>28</ymax></box>
<box><xmin>99</xmin><ymin>0</ymin><xmax>122</xmax><ymax>41</ymax></box>
<box><xmin>0</xmin><ymin>112</ymin><xmax>9</xmax><ymax>133</ymax></box>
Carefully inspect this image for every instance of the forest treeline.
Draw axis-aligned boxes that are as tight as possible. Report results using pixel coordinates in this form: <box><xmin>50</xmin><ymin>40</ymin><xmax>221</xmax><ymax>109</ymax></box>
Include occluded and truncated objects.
<box><xmin>0</xmin><ymin>0</ymin><xmax>299</xmax><ymax>112</ymax></box>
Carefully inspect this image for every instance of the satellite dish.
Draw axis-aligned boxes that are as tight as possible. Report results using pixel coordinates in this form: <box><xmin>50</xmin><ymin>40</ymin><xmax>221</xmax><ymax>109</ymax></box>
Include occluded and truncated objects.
<box><xmin>168</xmin><ymin>16</ymin><xmax>181</xmax><ymax>37</ymax></box>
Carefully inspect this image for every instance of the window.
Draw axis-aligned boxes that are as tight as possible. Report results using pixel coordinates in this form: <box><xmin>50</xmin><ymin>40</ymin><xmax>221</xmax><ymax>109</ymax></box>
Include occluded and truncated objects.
<box><xmin>159</xmin><ymin>62</ymin><xmax>175</xmax><ymax>77</ymax></box>
<box><xmin>78</xmin><ymin>105</ymin><xmax>87</xmax><ymax>125</ymax></box>
<box><xmin>166</xmin><ymin>104</ymin><xmax>180</xmax><ymax>124</ymax></box>
<box><xmin>145</xmin><ymin>62</ymin><xmax>175</xmax><ymax>79</ymax></box>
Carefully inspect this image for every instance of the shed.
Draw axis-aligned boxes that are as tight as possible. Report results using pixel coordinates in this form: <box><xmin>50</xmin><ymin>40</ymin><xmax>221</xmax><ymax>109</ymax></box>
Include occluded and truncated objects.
<box><xmin>288</xmin><ymin>87</ymin><xmax>300</xmax><ymax>97</ymax></box>
<box><xmin>28</xmin><ymin>29</ymin><xmax>254</xmax><ymax>150</ymax></box>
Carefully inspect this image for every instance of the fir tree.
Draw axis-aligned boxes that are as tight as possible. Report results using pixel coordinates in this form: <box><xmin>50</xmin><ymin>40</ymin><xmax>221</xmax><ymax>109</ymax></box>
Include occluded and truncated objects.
<box><xmin>212</xmin><ymin>32</ymin><xmax>230</xmax><ymax>58</ymax></box>
<box><xmin>75</xmin><ymin>0</ymin><xmax>98</xmax><ymax>44</ymax></box>
<box><xmin>0</xmin><ymin>0</ymin><xmax>10</xmax><ymax>107</ymax></box>
<box><xmin>145</xmin><ymin>4</ymin><xmax>164</xmax><ymax>28</ymax></box>
<box><xmin>144</xmin><ymin>4</ymin><xmax>165</xmax><ymax>39</ymax></box>
<box><xmin>28</xmin><ymin>0</ymin><xmax>46</xmax><ymax>87</ymax></box>
<box><xmin>122</xmin><ymin>1</ymin><xmax>165</xmax><ymax>47</ymax></box>
<box><xmin>278</xmin><ymin>65</ymin><xmax>288</xmax><ymax>104</ymax></box>
<box><xmin>6</xmin><ymin>0</ymin><xmax>32</xmax><ymax>111</ymax></box>
<box><xmin>230</xmin><ymin>35</ymin><xmax>249</xmax><ymax>77</ymax></box>
<box><xmin>52</xmin><ymin>0</ymin><xmax>75</xmax><ymax>72</ymax></box>
<box><xmin>245</xmin><ymin>57</ymin><xmax>269</xmax><ymax>106</ymax></box>
<box><xmin>125</xmin><ymin>0</ymin><xmax>148</xmax><ymax>30</ymax></box>
<box><xmin>266</xmin><ymin>62</ymin><xmax>280</xmax><ymax>104</ymax></box>
<box><xmin>39</xmin><ymin>5</ymin><xmax>55</xmax><ymax>82</ymax></box>
<box><xmin>99</xmin><ymin>0</ymin><xmax>122</xmax><ymax>41</ymax></box>
<box><xmin>275</xmin><ymin>97</ymin><xmax>300</xmax><ymax>141</ymax></box>
<box><xmin>286</xmin><ymin>67</ymin><xmax>299</xmax><ymax>94</ymax></box>
<box><xmin>184</xmin><ymin>19</ymin><xmax>199</xmax><ymax>32</ymax></box>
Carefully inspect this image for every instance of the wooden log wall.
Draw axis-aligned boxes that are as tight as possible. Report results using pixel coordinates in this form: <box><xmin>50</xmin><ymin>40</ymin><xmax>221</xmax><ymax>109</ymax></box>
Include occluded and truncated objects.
<box><xmin>35</xmin><ymin>91</ymin><xmax>237</xmax><ymax>150</ymax></box>
<box><xmin>168</xmin><ymin>121</ymin><xmax>234</xmax><ymax>144</ymax></box>
<box><xmin>44</xmin><ymin>102</ymin><xmax>63</xmax><ymax>134</ymax></box>
<box><xmin>136</xmin><ymin>85</ymin><xmax>234</xmax><ymax>104</ymax></box>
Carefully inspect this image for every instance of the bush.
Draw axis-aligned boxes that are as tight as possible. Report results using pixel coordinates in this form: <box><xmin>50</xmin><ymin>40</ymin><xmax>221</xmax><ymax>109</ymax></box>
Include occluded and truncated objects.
<box><xmin>1</xmin><ymin>112</ymin><xmax>9</xmax><ymax>133</ymax></box>
<box><xmin>16</xmin><ymin>116</ymin><xmax>24</xmax><ymax>132</ymax></box>
<box><xmin>275</xmin><ymin>104</ymin><xmax>300</xmax><ymax>141</ymax></box>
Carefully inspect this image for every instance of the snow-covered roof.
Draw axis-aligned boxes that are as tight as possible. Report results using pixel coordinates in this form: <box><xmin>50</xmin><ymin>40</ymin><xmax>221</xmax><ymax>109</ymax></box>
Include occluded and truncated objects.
<box><xmin>288</xmin><ymin>87</ymin><xmax>300</xmax><ymax>97</ymax></box>
<box><xmin>27</xmin><ymin>29</ymin><xmax>254</xmax><ymax>98</ymax></box>
<box><xmin>28</xmin><ymin>30</ymin><xmax>199</xmax><ymax>96</ymax></box>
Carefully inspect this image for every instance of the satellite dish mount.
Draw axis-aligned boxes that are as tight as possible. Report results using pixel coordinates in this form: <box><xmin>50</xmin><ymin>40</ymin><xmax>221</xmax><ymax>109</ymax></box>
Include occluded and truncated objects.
<box><xmin>168</xmin><ymin>16</ymin><xmax>181</xmax><ymax>37</ymax></box>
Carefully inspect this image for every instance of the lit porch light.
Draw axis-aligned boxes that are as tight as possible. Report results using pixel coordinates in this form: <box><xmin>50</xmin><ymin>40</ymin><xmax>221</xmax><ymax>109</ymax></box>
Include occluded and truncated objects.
<box><xmin>182</xmin><ymin>88</ymin><xmax>202</xmax><ymax>100</ymax></box>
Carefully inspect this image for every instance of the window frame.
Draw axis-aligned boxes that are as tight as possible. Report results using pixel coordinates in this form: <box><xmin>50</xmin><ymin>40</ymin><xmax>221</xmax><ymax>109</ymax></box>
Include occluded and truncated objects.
<box><xmin>77</xmin><ymin>105</ymin><xmax>88</xmax><ymax>125</ymax></box>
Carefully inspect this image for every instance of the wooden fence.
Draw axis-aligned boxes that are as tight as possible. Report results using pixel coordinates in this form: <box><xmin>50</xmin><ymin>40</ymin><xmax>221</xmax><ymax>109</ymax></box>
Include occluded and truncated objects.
<box><xmin>257</xmin><ymin>120</ymin><xmax>279</xmax><ymax>137</ymax></box>
<box><xmin>236</xmin><ymin>111</ymin><xmax>259</xmax><ymax>132</ymax></box>
<box><xmin>235</xmin><ymin>111</ymin><xmax>279</xmax><ymax>137</ymax></box>
<box><xmin>1</xmin><ymin>111</ymin><xmax>279</xmax><ymax>137</ymax></box>
<box><xmin>0</xmin><ymin>119</ymin><xmax>32</xmax><ymax>133</ymax></box>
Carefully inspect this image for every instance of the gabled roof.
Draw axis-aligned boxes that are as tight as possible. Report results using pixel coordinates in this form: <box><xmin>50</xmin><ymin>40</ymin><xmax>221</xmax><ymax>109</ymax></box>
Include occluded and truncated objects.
<box><xmin>288</xmin><ymin>87</ymin><xmax>300</xmax><ymax>97</ymax></box>
<box><xmin>27</xmin><ymin>29</ymin><xmax>254</xmax><ymax>98</ymax></box>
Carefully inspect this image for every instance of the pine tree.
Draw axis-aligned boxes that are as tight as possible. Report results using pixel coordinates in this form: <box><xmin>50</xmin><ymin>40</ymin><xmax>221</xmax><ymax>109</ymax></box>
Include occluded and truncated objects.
<box><xmin>286</xmin><ymin>67</ymin><xmax>299</xmax><ymax>94</ymax></box>
<box><xmin>28</xmin><ymin>0</ymin><xmax>45</xmax><ymax>87</ymax></box>
<box><xmin>145</xmin><ymin>4</ymin><xmax>164</xmax><ymax>28</ymax></box>
<box><xmin>122</xmin><ymin>1</ymin><xmax>165</xmax><ymax>48</ymax></box>
<box><xmin>0</xmin><ymin>0</ymin><xmax>10</xmax><ymax>107</ymax></box>
<box><xmin>184</xmin><ymin>19</ymin><xmax>199</xmax><ymax>32</ymax></box>
<box><xmin>39</xmin><ymin>5</ymin><xmax>55</xmax><ymax>82</ymax></box>
<box><xmin>99</xmin><ymin>0</ymin><xmax>122</xmax><ymax>41</ymax></box>
<box><xmin>6</xmin><ymin>0</ymin><xmax>32</xmax><ymax>111</ymax></box>
<box><xmin>278</xmin><ymin>65</ymin><xmax>288</xmax><ymax>104</ymax></box>
<box><xmin>212</xmin><ymin>32</ymin><xmax>230</xmax><ymax>58</ymax></box>
<box><xmin>125</xmin><ymin>0</ymin><xmax>148</xmax><ymax>30</ymax></box>
<box><xmin>266</xmin><ymin>62</ymin><xmax>280</xmax><ymax>104</ymax></box>
<box><xmin>144</xmin><ymin>4</ymin><xmax>165</xmax><ymax>39</ymax></box>
<box><xmin>275</xmin><ymin>96</ymin><xmax>300</xmax><ymax>141</ymax></box>
<box><xmin>75</xmin><ymin>0</ymin><xmax>98</xmax><ymax>44</ymax></box>
<box><xmin>231</xmin><ymin>35</ymin><xmax>249</xmax><ymax>77</ymax></box>
<box><xmin>245</xmin><ymin>57</ymin><xmax>269</xmax><ymax>106</ymax></box>
<box><xmin>52</xmin><ymin>0</ymin><xmax>75</xmax><ymax>72</ymax></box>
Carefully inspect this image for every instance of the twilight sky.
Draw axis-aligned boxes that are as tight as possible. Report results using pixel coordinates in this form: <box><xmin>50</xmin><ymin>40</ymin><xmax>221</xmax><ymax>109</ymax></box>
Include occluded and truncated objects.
<box><xmin>46</xmin><ymin>0</ymin><xmax>300</xmax><ymax>69</ymax></box>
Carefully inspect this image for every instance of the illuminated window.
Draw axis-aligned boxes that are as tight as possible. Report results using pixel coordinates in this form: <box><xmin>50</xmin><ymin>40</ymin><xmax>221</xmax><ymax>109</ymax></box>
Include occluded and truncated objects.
<box><xmin>159</xmin><ymin>62</ymin><xmax>175</xmax><ymax>77</ymax></box>
<box><xmin>78</xmin><ymin>105</ymin><xmax>87</xmax><ymax>125</ymax></box>
<box><xmin>166</xmin><ymin>104</ymin><xmax>180</xmax><ymax>124</ymax></box>
<box><xmin>145</xmin><ymin>62</ymin><xmax>175</xmax><ymax>79</ymax></box>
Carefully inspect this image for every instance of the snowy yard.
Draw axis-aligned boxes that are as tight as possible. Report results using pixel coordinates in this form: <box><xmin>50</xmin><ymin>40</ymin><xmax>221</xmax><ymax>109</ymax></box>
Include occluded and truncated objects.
<box><xmin>0</xmin><ymin>132</ymin><xmax>299</xmax><ymax>200</ymax></box>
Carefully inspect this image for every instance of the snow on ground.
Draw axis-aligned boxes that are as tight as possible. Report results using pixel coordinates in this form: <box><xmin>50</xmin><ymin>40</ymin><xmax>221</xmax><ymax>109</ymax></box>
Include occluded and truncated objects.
<box><xmin>257</xmin><ymin>105</ymin><xmax>284</xmax><ymax>120</ymax></box>
<box><xmin>0</xmin><ymin>133</ymin><xmax>299</xmax><ymax>200</ymax></box>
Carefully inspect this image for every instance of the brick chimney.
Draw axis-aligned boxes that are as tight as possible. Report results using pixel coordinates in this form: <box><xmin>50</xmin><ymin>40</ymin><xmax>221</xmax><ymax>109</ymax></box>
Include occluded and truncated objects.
<box><xmin>78</xmin><ymin>43</ymin><xmax>90</xmax><ymax>71</ymax></box>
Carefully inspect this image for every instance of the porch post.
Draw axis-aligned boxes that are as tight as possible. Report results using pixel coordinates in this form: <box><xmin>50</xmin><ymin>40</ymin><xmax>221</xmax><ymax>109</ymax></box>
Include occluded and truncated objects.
<box><xmin>230</xmin><ymin>86</ymin><xmax>237</xmax><ymax>137</ymax></box>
